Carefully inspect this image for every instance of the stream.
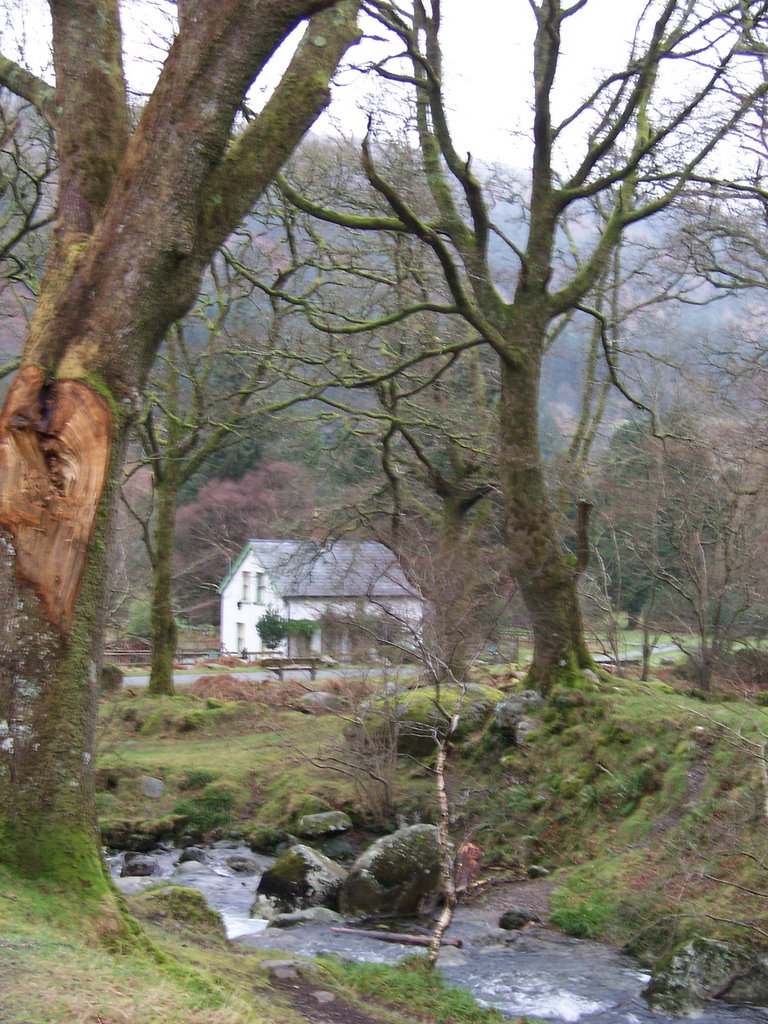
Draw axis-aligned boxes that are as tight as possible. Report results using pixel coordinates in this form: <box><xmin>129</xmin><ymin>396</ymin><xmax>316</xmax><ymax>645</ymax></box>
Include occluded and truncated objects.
<box><xmin>108</xmin><ymin>845</ymin><xmax>768</xmax><ymax>1024</ymax></box>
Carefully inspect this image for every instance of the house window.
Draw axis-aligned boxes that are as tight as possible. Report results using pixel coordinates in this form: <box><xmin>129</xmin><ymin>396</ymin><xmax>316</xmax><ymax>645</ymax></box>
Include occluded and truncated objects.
<box><xmin>255</xmin><ymin>573</ymin><xmax>265</xmax><ymax>603</ymax></box>
<box><xmin>241</xmin><ymin>571</ymin><xmax>250</xmax><ymax>603</ymax></box>
<box><xmin>236</xmin><ymin>622</ymin><xmax>244</xmax><ymax>652</ymax></box>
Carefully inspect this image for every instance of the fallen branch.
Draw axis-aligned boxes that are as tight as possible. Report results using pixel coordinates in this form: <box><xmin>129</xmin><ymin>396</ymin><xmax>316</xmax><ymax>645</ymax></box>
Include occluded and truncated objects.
<box><xmin>330</xmin><ymin>927</ymin><xmax>462</xmax><ymax>948</ymax></box>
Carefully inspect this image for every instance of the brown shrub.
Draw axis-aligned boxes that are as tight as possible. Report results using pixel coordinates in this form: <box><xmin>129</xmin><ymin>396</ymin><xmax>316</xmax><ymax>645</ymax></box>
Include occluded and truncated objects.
<box><xmin>187</xmin><ymin>673</ymin><xmax>308</xmax><ymax>707</ymax></box>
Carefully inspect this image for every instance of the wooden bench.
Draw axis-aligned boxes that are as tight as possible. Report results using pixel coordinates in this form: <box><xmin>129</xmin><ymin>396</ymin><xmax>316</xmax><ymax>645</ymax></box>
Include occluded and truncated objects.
<box><xmin>256</xmin><ymin>657</ymin><xmax>322</xmax><ymax>681</ymax></box>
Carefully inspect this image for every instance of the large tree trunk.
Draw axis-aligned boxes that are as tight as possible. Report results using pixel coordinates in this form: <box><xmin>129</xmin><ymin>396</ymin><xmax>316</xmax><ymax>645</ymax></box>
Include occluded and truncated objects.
<box><xmin>433</xmin><ymin>495</ymin><xmax>476</xmax><ymax>683</ymax></box>
<box><xmin>498</xmin><ymin>356</ymin><xmax>593</xmax><ymax>695</ymax></box>
<box><xmin>148</xmin><ymin>475</ymin><xmax>180</xmax><ymax>696</ymax></box>
<box><xmin>0</xmin><ymin>0</ymin><xmax>361</xmax><ymax>895</ymax></box>
<box><xmin>0</xmin><ymin>368</ymin><xmax>120</xmax><ymax>894</ymax></box>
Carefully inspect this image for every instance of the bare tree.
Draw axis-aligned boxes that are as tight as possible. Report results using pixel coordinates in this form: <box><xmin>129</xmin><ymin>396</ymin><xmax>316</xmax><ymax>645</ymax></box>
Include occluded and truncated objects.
<box><xmin>276</xmin><ymin>0</ymin><xmax>768</xmax><ymax>692</ymax></box>
<box><xmin>591</xmin><ymin>410</ymin><xmax>768</xmax><ymax>690</ymax></box>
<box><xmin>126</xmin><ymin>242</ymin><xmax>329</xmax><ymax>695</ymax></box>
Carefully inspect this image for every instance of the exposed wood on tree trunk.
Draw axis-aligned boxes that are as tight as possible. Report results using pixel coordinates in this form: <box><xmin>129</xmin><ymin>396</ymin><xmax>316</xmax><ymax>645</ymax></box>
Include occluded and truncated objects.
<box><xmin>0</xmin><ymin>366</ymin><xmax>112</xmax><ymax>629</ymax></box>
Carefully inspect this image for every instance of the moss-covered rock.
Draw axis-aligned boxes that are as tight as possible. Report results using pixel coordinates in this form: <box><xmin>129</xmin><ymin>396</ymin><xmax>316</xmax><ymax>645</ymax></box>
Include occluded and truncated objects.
<box><xmin>296</xmin><ymin>810</ymin><xmax>353</xmax><ymax>837</ymax></box>
<box><xmin>256</xmin><ymin>844</ymin><xmax>348</xmax><ymax>912</ymax></box>
<box><xmin>100</xmin><ymin>662</ymin><xmax>124</xmax><ymax>694</ymax></box>
<box><xmin>129</xmin><ymin>885</ymin><xmax>226</xmax><ymax>945</ymax></box>
<box><xmin>286</xmin><ymin>794</ymin><xmax>333</xmax><ymax>819</ymax></box>
<box><xmin>338</xmin><ymin>823</ymin><xmax>443</xmax><ymax>917</ymax></box>
<box><xmin>644</xmin><ymin>937</ymin><xmax>750</xmax><ymax>1015</ymax></box>
<box><xmin>245</xmin><ymin>825</ymin><xmax>293</xmax><ymax>856</ymax></box>
<box><xmin>493</xmin><ymin>690</ymin><xmax>545</xmax><ymax>740</ymax></box>
<box><xmin>355</xmin><ymin>684</ymin><xmax>505</xmax><ymax>756</ymax></box>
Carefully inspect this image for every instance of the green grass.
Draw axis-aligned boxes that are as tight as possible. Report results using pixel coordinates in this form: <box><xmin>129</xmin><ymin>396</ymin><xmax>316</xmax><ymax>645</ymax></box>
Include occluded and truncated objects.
<box><xmin>96</xmin><ymin>690</ymin><xmax>436</xmax><ymax>837</ymax></box>
<box><xmin>325</xmin><ymin>955</ymin><xmax>505</xmax><ymax>1024</ymax></box>
<box><xmin>0</xmin><ymin>866</ymin><xmax>517</xmax><ymax>1024</ymax></box>
<box><xmin>487</xmin><ymin>674</ymin><xmax>768</xmax><ymax>957</ymax></box>
<box><xmin>0</xmin><ymin>869</ymin><xmax>271</xmax><ymax>1024</ymax></box>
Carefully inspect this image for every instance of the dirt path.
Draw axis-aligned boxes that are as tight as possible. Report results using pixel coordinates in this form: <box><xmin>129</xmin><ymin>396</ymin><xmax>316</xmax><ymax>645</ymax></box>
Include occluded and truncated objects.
<box><xmin>266</xmin><ymin>963</ymin><xmax>406</xmax><ymax>1024</ymax></box>
<box><xmin>465</xmin><ymin>874</ymin><xmax>555</xmax><ymax>922</ymax></box>
<box><xmin>270</xmin><ymin>973</ymin><xmax>397</xmax><ymax>1024</ymax></box>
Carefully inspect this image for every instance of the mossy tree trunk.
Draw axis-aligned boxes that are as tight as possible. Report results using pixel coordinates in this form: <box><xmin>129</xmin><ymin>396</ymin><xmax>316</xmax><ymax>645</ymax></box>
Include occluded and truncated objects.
<box><xmin>498</xmin><ymin>353</ymin><xmax>592</xmax><ymax>692</ymax></box>
<box><xmin>0</xmin><ymin>0</ymin><xmax>360</xmax><ymax>891</ymax></box>
<box><xmin>0</xmin><ymin>368</ymin><xmax>124</xmax><ymax>894</ymax></box>
<box><xmin>148</xmin><ymin>471</ymin><xmax>181</xmax><ymax>696</ymax></box>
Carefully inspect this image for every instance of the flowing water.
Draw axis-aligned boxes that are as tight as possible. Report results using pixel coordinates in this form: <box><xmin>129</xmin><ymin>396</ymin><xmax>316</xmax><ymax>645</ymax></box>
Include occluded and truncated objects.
<box><xmin>108</xmin><ymin>845</ymin><xmax>768</xmax><ymax>1023</ymax></box>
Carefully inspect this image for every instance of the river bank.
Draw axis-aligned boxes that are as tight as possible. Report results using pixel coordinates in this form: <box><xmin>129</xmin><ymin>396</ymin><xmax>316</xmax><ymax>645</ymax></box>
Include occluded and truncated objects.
<box><xmin>107</xmin><ymin>843</ymin><xmax>768</xmax><ymax>1024</ymax></box>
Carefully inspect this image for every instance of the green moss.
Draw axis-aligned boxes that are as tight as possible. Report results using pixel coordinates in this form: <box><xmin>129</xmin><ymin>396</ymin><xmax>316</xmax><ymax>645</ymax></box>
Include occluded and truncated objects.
<box><xmin>172</xmin><ymin>782</ymin><xmax>240</xmax><ymax>834</ymax></box>
<box><xmin>265</xmin><ymin>849</ymin><xmax>307</xmax><ymax>886</ymax></box>
<box><xmin>130</xmin><ymin>885</ymin><xmax>226</xmax><ymax>945</ymax></box>
<box><xmin>288</xmin><ymin>794</ymin><xmax>333</xmax><ymax>820</ymax></box>
<box><xmin>360</xmin><ymin>683</ymin><xmax>505</xmax><ymax>756</ymax></box>
<box><xmin>178</xmin><ymin>769</ymin><xmax>217</xmax><ymax>791</ymax></box>
<box><xmin>244</xmin><ymin>825</ymin><xmax>291</xmax><ymax>855</ymax></box>
<box><xmin>73</xmin><ymin>371</ymin><xmax>122</xmax><ymax>419</ymax></box>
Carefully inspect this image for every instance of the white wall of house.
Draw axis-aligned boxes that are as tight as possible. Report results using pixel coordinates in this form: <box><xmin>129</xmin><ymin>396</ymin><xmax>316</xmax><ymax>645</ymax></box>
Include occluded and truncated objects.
<box><xmin>219</xmin><ymin>549</ymin><xmax>284</xmax><ymax>656</ymax></box>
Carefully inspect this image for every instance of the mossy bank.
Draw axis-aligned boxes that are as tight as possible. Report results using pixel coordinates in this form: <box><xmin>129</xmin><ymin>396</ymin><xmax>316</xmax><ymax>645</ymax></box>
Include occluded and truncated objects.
<box><xmin>96</xmin><ymin>672</ymin><xmax>768</xmax><ymax>964</ymax></box>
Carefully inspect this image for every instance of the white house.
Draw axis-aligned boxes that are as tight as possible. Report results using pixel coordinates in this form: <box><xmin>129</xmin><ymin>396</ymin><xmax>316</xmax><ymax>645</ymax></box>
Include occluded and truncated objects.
<box><xmin>219</xmin><ymin>539</ymin><xmax>423</xmax><ymax>659</ymax></box>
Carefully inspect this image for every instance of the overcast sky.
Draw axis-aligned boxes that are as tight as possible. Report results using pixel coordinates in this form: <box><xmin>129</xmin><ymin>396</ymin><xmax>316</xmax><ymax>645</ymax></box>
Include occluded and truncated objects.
<box><xmin>310</xmin><ymin>1</ymin><xmax>645</xmax><ymax>164</ymax></box>
<box><xmin>0</xmin><ymin>1</ymin><xmax>687</xmax><ymax>164</ymax></box>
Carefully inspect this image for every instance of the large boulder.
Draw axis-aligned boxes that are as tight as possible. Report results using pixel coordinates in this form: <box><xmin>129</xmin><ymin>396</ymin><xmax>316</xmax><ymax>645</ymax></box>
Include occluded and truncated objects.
<box><xmin>255</xmin><ymin>844</ymin><xmax>348</xmax><ymax>912</ymax></box>
<box><xmin>644</xmin><ymin>937</ymin><xmax>751</xmax><ymax>1015</ymax></box>
<box><xmin>354</xmin><ymin>684</ymin><xmax>505</xmax><ymax>756</ymax></box>
<box><xmin>493</xmin><ymin>691</ymin><xmax>544</xmax><ymax>740</ymax></box>
<box><xmin>100</xmin><ymin>662</ymin><xmax>124</xmax><ymax>694</ymax></box>
<box><xmin>121</xmin><ymin>852</ymin><xmax>160</xmax><ymax>877</ymax></box>
<box><xmin>295</xmin><ymin>811</ymin><xmax>353</xmax><ymax>838</ymax></box>
<box><xmin>338</xmin><ymin>823</ymin><xmax>443</xmax><ymax>917</ymax></box>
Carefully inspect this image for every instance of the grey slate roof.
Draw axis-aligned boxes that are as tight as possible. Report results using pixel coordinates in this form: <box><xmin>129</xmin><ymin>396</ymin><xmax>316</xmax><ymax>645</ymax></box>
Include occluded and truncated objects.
<box><xmin>246</xmin><ymin>539</ymin><xmax>418</xmax><ymax>600</ymax></box>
